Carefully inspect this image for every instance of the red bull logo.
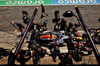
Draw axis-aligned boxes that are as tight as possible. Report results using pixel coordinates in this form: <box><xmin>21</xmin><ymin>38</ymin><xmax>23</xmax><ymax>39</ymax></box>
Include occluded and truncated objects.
<box><xmin>40</xmin><ymin>34</ymin><xmax>56</xmax><ymax>39</ymax></box>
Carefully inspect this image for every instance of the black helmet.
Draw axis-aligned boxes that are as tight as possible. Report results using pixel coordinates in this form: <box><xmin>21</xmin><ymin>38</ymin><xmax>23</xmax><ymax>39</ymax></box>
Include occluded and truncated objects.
<box><xmin>61</xmin><ymin>18</ymin><xmax>67</xmax><ymax>23</ymax></box>
<box><xmin>54</xmin><ymin>10</ymin><xmax>59</xmax><ymax>16</ymax></box>
<box><xmin>23</xmin><ymin>16</ymin><xmax>28</xmax><ymax>20</ymax></box>
<box><xmin>22</xmin><ymin>11</ymin><xmax>28</xmax><ymax>15</ymax></box>
<box><xmin>68</xmin><ymin>22</ymin><xmax>73</xmax><ymax>28</ymax></box>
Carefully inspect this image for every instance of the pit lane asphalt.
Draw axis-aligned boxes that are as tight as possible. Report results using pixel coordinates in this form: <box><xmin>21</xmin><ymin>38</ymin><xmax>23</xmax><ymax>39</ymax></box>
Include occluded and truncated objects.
<box><xmin>0</xmin><ymin>5</ymin><xmax>100</xmax><ymax>32</ymax></box>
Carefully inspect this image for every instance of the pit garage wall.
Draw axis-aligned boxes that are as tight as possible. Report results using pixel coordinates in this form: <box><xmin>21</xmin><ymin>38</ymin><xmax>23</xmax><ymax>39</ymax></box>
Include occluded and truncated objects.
<box><xmin>0</xmin><ymin>0</ymin><xmax>100</xmax><ymax>6</ymax></box>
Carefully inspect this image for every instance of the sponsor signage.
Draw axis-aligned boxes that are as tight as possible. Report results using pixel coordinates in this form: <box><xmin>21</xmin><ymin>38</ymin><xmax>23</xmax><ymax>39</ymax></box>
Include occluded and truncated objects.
<box><xmin>0</xmin><ymin>0</ymin><xmax>50</xmax><ymax>5</ymax></box>
<box><xmin>51</xmin><ymin>0</ymin><xmax>100</xmax><ymax>5</ymax></box>
<box><xmin>0</xmin><ymin>0</ymin><xmax>100</xmax><ymax>5</ymax></box>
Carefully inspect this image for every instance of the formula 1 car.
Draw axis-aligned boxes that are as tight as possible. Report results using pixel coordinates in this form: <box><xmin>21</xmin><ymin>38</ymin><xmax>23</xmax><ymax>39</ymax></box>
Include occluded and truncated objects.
<box><xmin>35</xmin><ymin>31</ymin><xmax>69</xmax><ymax>47</ymax></box>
